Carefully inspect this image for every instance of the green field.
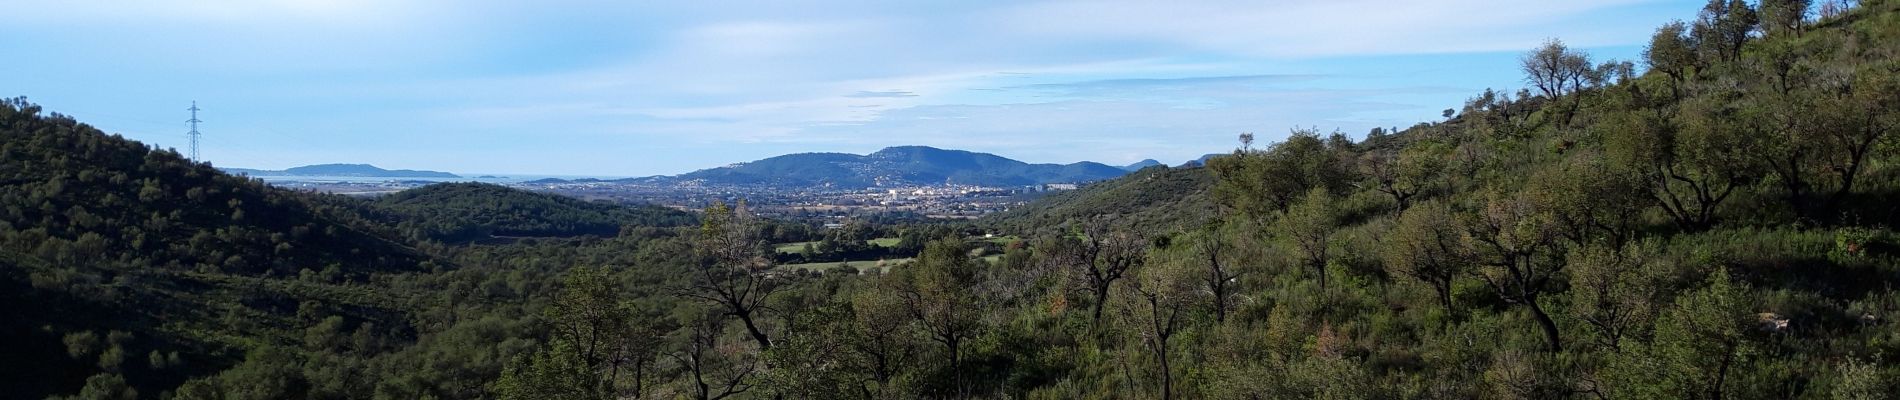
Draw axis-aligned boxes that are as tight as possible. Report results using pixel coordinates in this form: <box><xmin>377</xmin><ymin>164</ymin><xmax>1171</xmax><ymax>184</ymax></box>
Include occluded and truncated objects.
<box><xmin>773</xmin><ymin>237</ymin><xmax>901</xmax><ymax>254</ymax></box>
<box><xmin>778</xmin><ymin>254</ymin><xmax>1003</xmax><ymax>273</ymax></box>
<box><xmin>779</xmin><ymin>257</ymin><xmax>913</xmax><ymax>272</ymax></box>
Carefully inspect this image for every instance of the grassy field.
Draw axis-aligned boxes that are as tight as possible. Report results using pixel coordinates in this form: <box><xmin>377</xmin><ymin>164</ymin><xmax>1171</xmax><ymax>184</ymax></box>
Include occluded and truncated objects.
<box><xmin>773</xmin><ymin>237</ymin><xmax>901</xmax><ymax>254</ymax></box>
<box><xmin>778</xmin><ymin>254</ymin><xmax>1003</xmax><ymax>273</ymax></box>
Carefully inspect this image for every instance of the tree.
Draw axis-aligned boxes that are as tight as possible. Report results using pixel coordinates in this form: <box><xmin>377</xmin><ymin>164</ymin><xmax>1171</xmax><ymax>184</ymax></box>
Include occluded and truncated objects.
<box><xmin>669</xmin><ymin>310</ymin><xmax>760</xmax><ymax>400</ymax></box>
<box><xmin>1382</xmin><ymin>200</ymin><xmax>1471</xmax><ymax>315</ymax></box>
<box><xmin>549</xmin><ymin>266</ymin><xmax>631</xmax><ymax>369</ymax></box>
<box><xmin>1630</xmin><ymin>269</ymin><xmax>1753</xmax><ymax>399</ymax></box>
<box><xmin>1606</xmin><ymin>96</ymin><xmax>1754</xmax><ymax>231</ymax></box>
<box><xmin>1358</xmin><ymin>142</ymin><xmax>1447</xmax><ymax>214</ymax></box>
<box><xmin>1048</xmin><ymin>218</ymin><xmax>1148</xmax><ymax>323</ymax></box>
<box><xmin>493</xmin><ymin>340</ymin><xmax>608</xmax><ymax>400</ymax></box>
<box><xmin>1743</xmin><ymin>48</ymin><xmax>1899</xmax><ymax>222</ymax></box>
<box><xmin>684</xmin><ymin>201</ymin><xmax>778</xmax><ymax>350</ymax></box>
<box><xmin>1645</xmin><ymin>21</ymin><xmax>1700</xmax><ymax>96</ymax></box>
<box><xmin>1194</xmin><ymin>222</ymin><xmax>1247</xmax><ymax>324</ymax></box>
<box><xmin>1279</xmin><ymin>188</ymin><xmax>1338</xmax><ymax>293</ymax></box>
<box><xmin>1209</xmin><ymin>128</ymin><xmax>1355</xmax><ymax>219</ymax></box>
<box><xmin>764</xmin><ymin>304</ymin><xmax>869</xmax><ymax>400</ymax></box>
<box><xmin>1527</xmin><ymin>153</ymin><xmax>1647</xmax><ymax>245</ymax></box>
<box><xmin>1760</xmin><ymin>0</ymin><xmax>1813</xmax><ymax>36</ymax></box>
<box><xmin>1692</xmin><ymin>0</ymin><xmax>1758</xmax><ymax>62</ymax></box>
<box><xmin>1465</xmin><ymin>190</ymin><xmax>1567</xmax><ymax>352</ymax></box>
<box><xmin>848</xmin><ymin>286</ymin><xmax>918</xmax><ymax>398</ymax></box>
<box><xmin>1116</xmin><ymin>245</ymin><xmax>1202</xmax><ymax>400</ymax></box>
<box><xmin>1522</xmin><ymin>38</ymin><xmax>1594</xmax><ymax>126</ymax></box>
<box><xmin>891</xmin><ymin>237</ymin><xmax>983</xmax><ymax>395</ymax></box>
<box><xmin>51</xmin><ymin>373</ymin><xmax>136</xmax><ymax>400</ymax></box>
<box><xmin>1566</xmin><ymin>241</ymin><xmax>1666</xmax><ymax>350</ymax></box>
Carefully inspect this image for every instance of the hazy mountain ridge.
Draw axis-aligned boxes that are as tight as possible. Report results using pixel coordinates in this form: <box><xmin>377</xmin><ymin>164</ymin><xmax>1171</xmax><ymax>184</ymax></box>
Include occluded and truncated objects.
<box><xmin>637</xmin><ymin>146</ymin><xmax>1133</xmax><ymax>187</ymax></box>
<box><xmin>224</xmin><ymin>163</ymin><xmax>460</xmax><ymax>178</ymax></box>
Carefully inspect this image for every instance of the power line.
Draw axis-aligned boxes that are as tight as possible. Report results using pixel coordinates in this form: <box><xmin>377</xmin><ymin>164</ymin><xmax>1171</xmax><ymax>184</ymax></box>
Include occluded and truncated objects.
<box><xmin>186</xmin><ymin>101</ymin><xmax>203</xmax><ymax>161</ymax></box>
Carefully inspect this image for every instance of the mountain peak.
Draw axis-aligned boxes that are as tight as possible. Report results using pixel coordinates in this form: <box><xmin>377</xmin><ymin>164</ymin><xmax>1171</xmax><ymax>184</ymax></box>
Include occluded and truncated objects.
<box><xmin>668</xmin><ymin>146</ymin><xmax>1129</xmax><ymax>188</ymax></box>
<box><xmin>1123</xmin><ymin>159</ymin><xmax>1163</xmax><ymax>171</ymax></box>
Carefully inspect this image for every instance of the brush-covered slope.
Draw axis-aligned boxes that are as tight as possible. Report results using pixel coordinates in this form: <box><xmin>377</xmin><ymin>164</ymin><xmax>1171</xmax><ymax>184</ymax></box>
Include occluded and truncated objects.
<box><xmin>370</xmin><ymin>182</ymin><xmax>695</xmax><ymax>242</ymax></box>
<box><xmin>983</xmin><ymin>164</ymin><xmax>1217</xmax><ymax>234</ymax></box>
<box><xmin>0</xmin><ymin>98</ymin><xmax>438</xmax><ymax>398</ymax></box>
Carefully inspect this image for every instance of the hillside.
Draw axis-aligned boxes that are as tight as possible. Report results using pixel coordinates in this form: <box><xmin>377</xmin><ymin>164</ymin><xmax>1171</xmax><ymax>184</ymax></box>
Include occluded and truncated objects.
<box><xmin>0</xmin><ymin>98</ymin><xmax>443</xmax><ymax>398</ymax></box>
<box><xmin>370</xmin><ymin>182</ymin><xmax>696</xmax><ymax>243</ymax></box>
<box><xmin>983</xmin><ymin>164</ymin><xmax>1217</xmax><ymax>234</ymax></box>
<box><xmin>652</xmin><ymin>145</ymin><xmax>1130</xmax><ymax>187</ymax></box>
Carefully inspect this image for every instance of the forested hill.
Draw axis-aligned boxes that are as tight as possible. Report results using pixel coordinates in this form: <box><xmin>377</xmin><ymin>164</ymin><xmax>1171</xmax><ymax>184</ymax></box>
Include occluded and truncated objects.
<box><xmin>982</xmin><ymin>164</ymin><xmax>1216</xmax><ymax>234</ymax></box>
<box><xmin>0</xmin><ymin>98</ymin><xmax>446</xmax><ymax>398</ymax></box>
<box><xmin>965</xmin><ymin>2</ymin><xmax>1900</xmax><ymax>397</ymax></box>
<box><xmin>370</xmin><ymin>182</ymin><xmax>696</xmax><ymax>243</ymax></box>
<box><xmin>653</xmin><ymin>145</ymin><xmax>1130</xmax><ymax>187</ymax></box>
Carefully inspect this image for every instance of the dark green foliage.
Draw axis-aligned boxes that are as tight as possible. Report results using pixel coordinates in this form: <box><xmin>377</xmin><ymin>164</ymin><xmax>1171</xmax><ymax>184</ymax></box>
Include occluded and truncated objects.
<box><xmin>982</xmin><ymin>164</ymin><xmax>1214</xmax><ymax>235</ymax></box>
<box><xmin>371</xmin><ymin>182</ymin><xmax>694</xmax><ymax>243</ymax></box>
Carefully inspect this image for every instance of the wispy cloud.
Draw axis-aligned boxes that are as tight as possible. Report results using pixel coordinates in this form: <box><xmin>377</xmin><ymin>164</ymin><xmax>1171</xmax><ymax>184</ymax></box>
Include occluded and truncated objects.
<box><xmin>0</xmin><ymin>0</ymin><xmax>1696</xmax><ymax>175</ymax></box>
<box><xmin>846</xmin><ymin>90</ymin><xmax>919</xmax><ymax>98</ymax></box>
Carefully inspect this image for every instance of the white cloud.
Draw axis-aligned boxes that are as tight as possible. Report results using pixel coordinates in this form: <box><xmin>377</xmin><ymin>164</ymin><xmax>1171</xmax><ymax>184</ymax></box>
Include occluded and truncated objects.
<box><xmin>2</xmin><ymin>0</ymin><xmax>1693</xmax><ymax>174</ymax></box>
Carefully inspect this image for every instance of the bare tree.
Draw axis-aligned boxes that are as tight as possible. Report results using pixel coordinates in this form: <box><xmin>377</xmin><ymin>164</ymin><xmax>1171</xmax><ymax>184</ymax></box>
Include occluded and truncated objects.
<box><xmin>1382</xmin><ymin>201</ymin><xmax>1471</xmax><ymax>316</ymax></box>
<box><xmin>1048</xmin><ymin>217</ymin><xmax>1148</xmax><ymax>323</ymax></box>
<box><xmin>1117</xmin><ymin>251</ymin><xmax>1200</xmax><ymax>400</ymax></box>
<box><xmin>1521</xmin><ymin>39</ymin><xmax>1594</xmax><ymax>126</ymax></box>
<box><xmin>1279</xmin><ymin>188</ymin><xmax>1337</xmax><ymax>293</ymax></box>
<box><xmin>668</xmin><ymin>311</ymin><xmax>759</xmax><ymax>400</ymax></box>
<box><xmin>891</xmin><ymin>237</ymin><xmax>983</xmax><ymax>396</ymax></box>
<box><xmin>1465</xmin><ymin>192</ymin><xmax>1567</xmax><ymax>352</ymax></box>
<box><xmin>1194</xmin><ymin>223</ymin><xmax>1245</xmax><ymax>324</ymax></box>
<box><xmin>682</xmin><ymin>201</ymin><xmax>778</xmax><ymax>350</ymax></box>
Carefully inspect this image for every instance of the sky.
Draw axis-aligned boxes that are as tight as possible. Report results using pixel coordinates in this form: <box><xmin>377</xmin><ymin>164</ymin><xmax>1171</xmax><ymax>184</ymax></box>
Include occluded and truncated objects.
<box><xmin>2</xmin><ymin>0</ymin><xmax>1705</xmax><ymax>176</ymax></box>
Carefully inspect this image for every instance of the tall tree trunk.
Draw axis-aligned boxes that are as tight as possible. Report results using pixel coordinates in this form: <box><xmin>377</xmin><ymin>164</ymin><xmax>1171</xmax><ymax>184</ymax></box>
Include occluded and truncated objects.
<box><xmin>1527</xmin><ymin>298</ymin><xmax>1563</xmax><ymax>352</ymax></box>
<box><xmin>1437</xmin><ymin>283</ymin><xmax>1456</xmax><ymax>317</ymax></box>
<box><xmin>735</xmin><ymin>311</ymin><xmax>772</xmax><ymax>350</ymax></box>
<box><xmin>1157</xmin><ymin>342</ymin><xmax>1174</xmax><ymax>400</ymax></box>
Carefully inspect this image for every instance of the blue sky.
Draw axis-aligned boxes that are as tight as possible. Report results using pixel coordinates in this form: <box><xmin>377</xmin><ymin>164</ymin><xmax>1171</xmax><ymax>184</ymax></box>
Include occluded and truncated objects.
<box><xmin>2</xmin><ymin>0</ymin><xmax>1702</xmax><ymax>176</ymax></box>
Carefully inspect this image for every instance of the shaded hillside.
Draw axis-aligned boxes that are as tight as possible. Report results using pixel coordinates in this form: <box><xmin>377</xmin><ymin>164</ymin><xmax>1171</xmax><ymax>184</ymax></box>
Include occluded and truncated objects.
<box><xmin>657</xmin><ymin>145</ymin><xmax>1129</xmax><ymax>187</ymax></box>
<box><xmin>983</xmin><ymin>164</ymin><xmax>1217</xmax><ymax>234</ymax></box>
<box><xmin>0</xmin><ymin>98</ymin><xmax>445</xmax><ymax>398</ymax></box>
<box><xmin>370</xmin><ymin>182</ymin><xmax>695</xmax><ymax>243</ymax></box>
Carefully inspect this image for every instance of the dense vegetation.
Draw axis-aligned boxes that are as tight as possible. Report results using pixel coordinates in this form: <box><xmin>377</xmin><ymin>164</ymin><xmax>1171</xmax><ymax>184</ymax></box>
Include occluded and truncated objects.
<box><xmin>981</xmin><ymin>164</ymin><xmax>1216</xmax><ymax>235</ymax></box>
<box><xmin>4</xmin><ymin>1</ymin><xmax>1900</xmax><ymax>399</ymax></box>
<box><xmin>370</xmin><ymin>182</ymin><xmax>695</xmax><ymax>243</ymax></box>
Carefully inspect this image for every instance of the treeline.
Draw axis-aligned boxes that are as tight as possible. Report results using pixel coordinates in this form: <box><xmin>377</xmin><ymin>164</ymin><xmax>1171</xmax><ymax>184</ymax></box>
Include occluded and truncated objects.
<box><xmin>369</xmin><ymin>182</ymin><xmax>696</xmax><ymax>243</ymax></box>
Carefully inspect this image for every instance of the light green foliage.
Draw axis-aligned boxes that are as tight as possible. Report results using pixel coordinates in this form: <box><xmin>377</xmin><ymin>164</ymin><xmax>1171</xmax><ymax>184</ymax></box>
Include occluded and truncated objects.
<box><xmin>492</xmin><ymin>340</ymin><xmax>607</xmax><ymax>400</ymax></box>
<box><xmin>1383</xmin><ymin>200</ymin><xmax>1471</xmax><ymax>314</ymax></box>
<box><xmin>1613</xmin><ymin>268</ymin><xmax>1753</xmax><ymax>399</ymax></box>
<box><xmin>1280</xmin><ymin>188</ymin><xmax>1339</xmax><ymax>292</ymax></box>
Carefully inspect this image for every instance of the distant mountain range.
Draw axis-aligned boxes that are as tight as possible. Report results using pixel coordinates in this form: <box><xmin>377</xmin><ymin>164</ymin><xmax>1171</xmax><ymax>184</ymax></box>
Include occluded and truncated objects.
<box><xmin>223</xmin><ymin>163</ymin><xmax>460</xmax><ymax>178</ymax></box>
<box><xmin>616</xmin><ymin>146</ymin><xmax>1135</xmax><ymax>188</ymax></box>
<box><xmin>229</xmin><ymin>149</ymin><xmax>1212</xmax><ymax>187</ymax></box>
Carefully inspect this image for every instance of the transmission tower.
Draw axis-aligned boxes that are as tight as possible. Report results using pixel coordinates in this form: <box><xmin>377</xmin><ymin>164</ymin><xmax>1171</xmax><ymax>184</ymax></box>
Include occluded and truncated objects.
<box><xmin>186</xmin><ymin>101</ymin><xmax>203</xmax><ymax>161</ymax></box>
